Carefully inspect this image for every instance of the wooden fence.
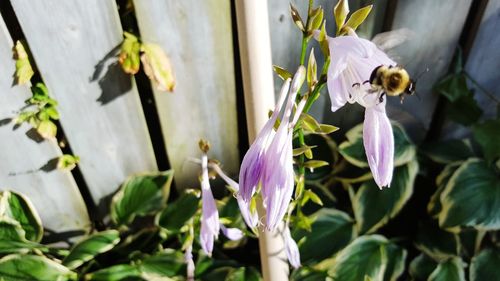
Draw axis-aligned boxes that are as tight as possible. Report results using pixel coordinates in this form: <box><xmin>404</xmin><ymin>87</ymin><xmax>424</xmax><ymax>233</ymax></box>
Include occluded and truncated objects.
<box><xmin>0</xmin><ymin>0</ymin><xmax>499</xmax><ymax>236</ymax></box>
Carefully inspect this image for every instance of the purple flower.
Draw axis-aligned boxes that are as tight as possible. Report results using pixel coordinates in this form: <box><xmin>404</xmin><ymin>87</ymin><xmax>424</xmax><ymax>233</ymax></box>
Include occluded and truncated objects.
<box><xmin>325</xmin><ymin>33</ymin><xmax>395</xmax><ymax>188</ymax></box>
<box><xmin>200</xmin><ymin>154</ymin><xmax>220</xmax><ymax>256</ymax></box>
<box><xmin>283</xmin><ymin>226</ymin><xmax>301</xmax><ymax>269</ymax></box>
<box><xmin>199</xmin><ymin>154</ymin><xmax>245</xmax><ymax>256</ymax></box>
<box><xmin>238</xmin><ymin>79</ymin><xmax>290</xmax><ymax>202</ymax></box>
<box><xmin>237</xmin><ymin>67</ymin><xmax>306</xmax><ymax>231</ymax></box>
<box><xmin>211</xmin><ymin>164</ymin><xmax>259</xmax><ymax>228</ymax></box>
<box><xmin>262</xmin><ymin>72</ymin><xmax>306</xmax><ymax>230</ymax></box>
<box><xmin>184</xmin><ymin>246</ymin><xmax>195</xmax><ymax>281</ymax></box>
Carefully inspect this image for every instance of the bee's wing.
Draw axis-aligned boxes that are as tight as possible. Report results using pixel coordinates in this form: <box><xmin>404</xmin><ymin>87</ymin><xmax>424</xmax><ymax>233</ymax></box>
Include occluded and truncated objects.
<box><xmin>372</xmin><ymin>28</ymin><xmax>415</xmax><ymax>62</ymax></box>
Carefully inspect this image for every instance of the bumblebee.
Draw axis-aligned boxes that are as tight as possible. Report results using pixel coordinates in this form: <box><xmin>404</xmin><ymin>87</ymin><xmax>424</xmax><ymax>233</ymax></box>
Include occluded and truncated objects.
<box><xmin>366</xmin><ymin>65</ymin><xmax>415</xmax><ymax>103</ymax></box>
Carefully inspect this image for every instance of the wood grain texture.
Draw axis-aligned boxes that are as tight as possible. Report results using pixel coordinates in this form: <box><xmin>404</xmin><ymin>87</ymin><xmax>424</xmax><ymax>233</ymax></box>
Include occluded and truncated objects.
<box><xmin>465</xmin><ymin>0</ymin><xmax>500</xmax><ymax>119</ymax></box>
<box><xmin>10</xmin><ymin>0</ymin><xmax>157</xmax><ymax>204</ymax></box>
<box><xmin>386</xmin><ymin>0</ymin><xmax>473</xmax><ymax>141</ymax></box>
<box><xmin>0</xmin><ymin>16</ymin><xmax>90</xmax><ymax>233</ymax></box>
<box><xmin>133</xmin><ymin>0</ymin><xmax>239</xmax><ymax>188</ymax></box>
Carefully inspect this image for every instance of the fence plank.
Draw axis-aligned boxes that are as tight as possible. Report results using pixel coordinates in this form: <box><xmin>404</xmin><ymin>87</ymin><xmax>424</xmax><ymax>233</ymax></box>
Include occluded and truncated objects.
<box><xmin>10</xmin><ymin>0</ymin><xmax>157</xmax><ymax>205</ymax></box>
<box><xmin>133</xmin><ymin>0</ymin><xmax>240</xmax><ymax>187</ymax></box>
<box><xmin>0</xmin><ymin>16</ymin><xmax>90</xmax><ymax>233</ymax></box>
<box><xmin>386</xmin><ymin>0</ymin><xmax>473</xmax><ymax>140</ymax></box>
<box><xmin>465</xmin><ymin>0</ymin><xmax>500</xmax><ymax>119</ymax></box>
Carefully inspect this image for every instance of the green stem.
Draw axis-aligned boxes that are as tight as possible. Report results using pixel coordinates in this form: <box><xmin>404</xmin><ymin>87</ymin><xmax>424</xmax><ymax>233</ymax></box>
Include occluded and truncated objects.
<box><xmin>299</xmin><ymin>37</ymin><xmax>308</xmax><ymax>66</ymax></box>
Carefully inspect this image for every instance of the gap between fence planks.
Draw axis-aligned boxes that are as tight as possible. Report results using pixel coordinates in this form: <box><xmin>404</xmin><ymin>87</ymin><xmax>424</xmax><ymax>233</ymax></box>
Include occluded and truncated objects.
<box><xmin>10</xmin><ymin>0</ymin><xmax>157</xmax><ymax>208</ymax></box>
<box><xmin>133</xmin><ymin>0</ymin><xmax>240</xmax><ymax>189</ymax></box>
<box><xmin>0</xmin><ymin>16</ymin><xmax>90</xmax><ymax>233</ymax></box>
<box><xmin>464</xmin><ymin>0</ymin><xmax>500</xmax><ymax>119</ymax></box>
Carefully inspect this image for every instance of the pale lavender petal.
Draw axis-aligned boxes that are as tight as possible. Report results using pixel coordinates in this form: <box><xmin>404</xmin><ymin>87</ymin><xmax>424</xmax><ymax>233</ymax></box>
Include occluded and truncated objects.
<box><xmin>185</xmin><ymin>246</ymin><xmax>195</xmax><ymax>281</ymax></box>
<box><xmin>220</xmin><ymin>224</ymin><xmax>244</xmax><ymax>240</ymax></box>
<box><xmin>363</xmin><ymin>106</ymin><xmax>394</xmax><ymax>188</ymax></box>
<box><xmin>283</xmin><ymin>227</ymin><xmax>301</xmax><ymax>269</ymax></box>
<box><xmin>239</xmin><ymin>79</ymin><xmax>291</xmax><ymax>202</ymax></box>
<box><xmin>327</xmin><ymin>35</ymin><xmax>396</xmax><ymax>112</ymax></box>
<box><xmin>236</xmin><ymin>194</ymin><xmax>259</xmax><ymax>228</ymax></box>
<box><xmin>262</xmin><ymin>88</ymin><xmax>297</xmax><ymax>230</ymax></box>
<box><xmin>200</xmin><ymin>155</ymin><xmax>219</xmax><ymax>256</ymax></box>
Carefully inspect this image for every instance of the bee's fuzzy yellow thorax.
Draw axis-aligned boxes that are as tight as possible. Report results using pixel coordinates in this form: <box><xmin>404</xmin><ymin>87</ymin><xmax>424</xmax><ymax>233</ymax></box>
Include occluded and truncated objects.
<box><xmin>380</xmin><ymin>66</ymin><xmax>411</xmax><ymax>96</ymax></box>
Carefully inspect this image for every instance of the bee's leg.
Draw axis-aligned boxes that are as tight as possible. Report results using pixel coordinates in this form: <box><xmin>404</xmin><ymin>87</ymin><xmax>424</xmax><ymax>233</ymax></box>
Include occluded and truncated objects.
<box><xmin>363</xmin><ymin>80</ymin><xmax>370</xmax><ymax>85</ymax></box>
<box><xmin>378</xmin><ymin>92</ymin><xmax>386</xmax><ymax>103</ymax></box>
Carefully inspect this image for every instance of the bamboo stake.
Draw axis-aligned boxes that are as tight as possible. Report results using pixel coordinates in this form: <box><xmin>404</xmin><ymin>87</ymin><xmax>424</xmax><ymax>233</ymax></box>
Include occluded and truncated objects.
<box><xmin>235</xmin><ymin>0</ymin><xmax>289</xmax><ymax>280</ymax></box>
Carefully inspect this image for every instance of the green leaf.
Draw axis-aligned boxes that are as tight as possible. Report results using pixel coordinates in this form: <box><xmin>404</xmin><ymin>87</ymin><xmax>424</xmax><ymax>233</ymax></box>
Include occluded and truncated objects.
<box><xmin>119</xmin><ymin>32</ymin><xmax>141</xmax><ymax>75</ymax></box>
<box><xmin>139</xmin><ymin>249</ymin><xmax>184</xmax><ymax>278</ymax></box>
<box><xmin>421</xmin><ymin>140</ymin><xmax>474</xmax><ymax>164</ymax></box>
<box><xmin>57</xmin><ymin>154</ymin><xmax>80</xmax><ymax>171</ymax></box>
<box><xmin>0</xmin><ymin>254</ymin><xmax>75</xmax><ymax>281</ymax></box>
<box><xmin>428</xmin><ymin>162</ymin><xmax>462</xmax><ymax>218</ymax></box>
<box><xmin>446</xmin><ymin>93</ymin><xmax>483</xmax><ymax>126</ymax></box>
<box><xmin>470</xmin><ymin>248</ymin><xmax>500</xmax><ymax>281</ymax></box>
<box><xmin>293</xmin><ymin>145</ymin><xmax>316</xmax><ymax>157</ymax></box>
<box><xmin>428</xmin><ymin>257</ymin><xmax>465</xmax><ymax>281</ymax></box>
<box><xmin>303</xmin><ymin>160</ymin><xmax>329</xmax><ymax>171</ymax></box>
<box><xmin>0</xmin><ymin>220</ymin><xmax>26</xmax><ymax>242</ymax></box>
<box><xmin>225</xmin><ymin>267</ymin><xmax>261</xmax><ymax>281</ymax></box>
<box><xmin>86</xmin><ymin>264</ymin><xmax>142</xmax><ymax>281</ymax></box>
<box><xmin>343</xmin><ymin>5</ymin><xmax>373</xmax><ymax>33</ymax></box>
<box><xmin>293</xmin><ymin>209</ymin><xmax>356</xmax><ymax>263</ymax></box>
<box><xmin>415</xmin><ymin>222</ymin><xmax>460</xmax><ymax>261</ymax></box>
<box><xmin>352</xmin><ymin>160</ymin><xmax>418</xmax><ymax>234</ymax></box>
<box><xmin>473</xmin><ymin>119</ymin><xmax>500</xmax><ymax>163</ymax></box>
<box><xmin>14</xmin><ymin>41</ymin><xmax>34</xmax><ymax>85</ymax></box>
<box><xmin>290</xmin><ymin>267</ymin><xmax>328</xmax><ymax>281</ymax></box>
<box><xmin>37</xmin><ymin>120</ymin><xmax>57</xmax><ymax>139</ymax></box>
<box><xmin>334</xmin><ymin>0</ymin><xmax>349</xmax><ymax>35</ymax></box>
<box><xmin>111</xmin><ymin>170</ymin><xmax>174</xmax><ymax>225</ymax></box>
<box><xmin>302</xmin><ymin>189</ymin><xmax>323</xmax><ymax>206</ymax></box>
<box><xmin>62</xmin><ymin>230</ymin><xmax>120</xmax><ymax>269</ymax></box>
<box><xmin>438</xmin><ymin>158</ymin><xmax>500</xmax><ymax>230</ymax></box>
<box><xmin>0</xmin><ymin>239</ymin><xmax>46</xmax><ymax>254</ymax></box>
<box><xmin>383</xmin><ymin>243</ymin><xmax>406</xmax><ymax>281</ymax></box>
<box><xmin>307</xmin><ymin>7</ymin><xmax>324</xmax><ymax>32</ymax></box>
<box><xmin>339</xmin><ymin>123</ymin><xmax>415</xmax><ymax>168</ymax></box>
<box><xmin>409</xmin><ymin>254</ymin><xmax>437</xmax><ymax>281</ymax></box>
<box><xmin>290</xmin><ymin>3</ymin><xmax>305</xmax><ymax>32</ymax></box>
<box><xmin>307</xmin><ymin>48</ymin><xmax>317</xmax><ymax>89</ymax></box>
<box><xmin>301</xmin><ymin>113</ymin><xmax>339</xmax><ymax>135</ymax></box>
<box><xmin>273</xmin><ymin>65</ymin><xmax>292</xmax><ymax>81</ymax></box>
<box><xmin>327</xmin><ymin>235</ymin><xmax>388</xmax><ymax>281</ymax></box>
<box><xmin>459</xmin><ymin>229</ymin><xmax>485</xmax><ymax>258</ymax></box>
<box><xmin>156</xmin><ymin>192</ymin><xmax>199</xmax><ymax>233</ymax></box>
<box><xmin>318</xmin><ymin>21</ymin><xmax>329</xmax><ymax>56</ymax></box>
<box><xmin>141</xmin><ymin>43</ymin><xmax>175</xmax><ymax>92</ymax></box>
<box><xmin>0</xmin><ymin>191</ymin><xmax>43</xmax><ymax>242</ymax></box>
<box><xmin>435</xmin><ymin>74</ymin><xmax>469</xmax><ymax>102</ymax></box>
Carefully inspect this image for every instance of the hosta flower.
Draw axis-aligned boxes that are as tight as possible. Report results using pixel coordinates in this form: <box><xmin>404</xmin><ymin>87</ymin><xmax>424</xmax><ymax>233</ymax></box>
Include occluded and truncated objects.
<box><xmin>211</xmin><ymin>146</ymin><xmax>302</xmax><ymax>269</ymax></box>
<box><xmin>184</xmin><ymin>246</ymin><xmax>195</xmax><ymax>281</ymax></box>
<box><xmin>238</xmin><ymin>79</ymin><xmax>290</xmax><ymax>202</ymax></box>
<box><xmin>326</xmin><ymin>33</ymin><xmax>395</xmax><ymax>188</ymax></box>
<box><xmin>239</xmin><ymin>67</ymin><xmax>306</xmax><ymax>231</ymax></box>
<box><xmin>211</xmin><ymin>164</ymin><xmax>259</xmax><ymax>228</ymax></box>
<box><xmin>199</xmin><ymin>154</ymin><xmax>244</xmax><ymax>256</ymax></box>
<box><xmin>283</xmin><ymin>226</ymin><xmax>301</xmax><ymax>269</ymax></box>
